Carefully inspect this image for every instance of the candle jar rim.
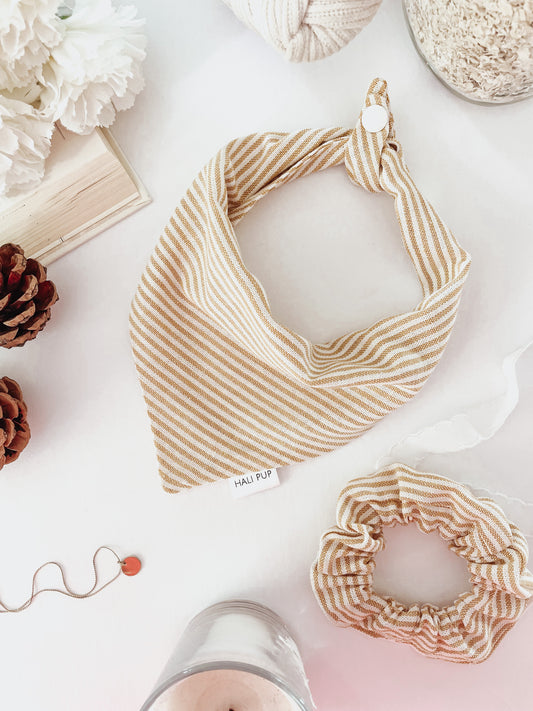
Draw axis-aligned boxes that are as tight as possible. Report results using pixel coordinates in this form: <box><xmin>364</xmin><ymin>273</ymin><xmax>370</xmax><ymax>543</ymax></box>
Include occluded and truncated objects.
<box><xmin>139</xmin><ymin>600</ymin><xmax>314</xmax><ymax>711</ymax></box>
<box><xmin>185</xmin><ymin>599</ymin><xmax>295</xmax><ymax>635</ymax></box>
<box><xmin>139</xmin><ymin>661</ymin><xmax>310</xmax><ymax>711</ymax></box>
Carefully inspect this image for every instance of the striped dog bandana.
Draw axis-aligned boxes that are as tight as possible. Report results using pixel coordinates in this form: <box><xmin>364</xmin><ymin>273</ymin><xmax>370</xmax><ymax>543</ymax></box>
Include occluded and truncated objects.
<box><xmin>130</xmin><ymin>78</ymin><xmax>471</xmax><ymax>493</ymax></box>
<box><xmin>311</xmin><ymin>464</ymin><xmax>533</xmax><ymax>663</ymax></box>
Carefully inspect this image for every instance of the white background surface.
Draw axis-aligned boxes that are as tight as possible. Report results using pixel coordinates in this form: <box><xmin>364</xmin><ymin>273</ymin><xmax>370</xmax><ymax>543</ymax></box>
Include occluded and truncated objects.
<box><xmin>1</xmin><ymin>1</ymin><xmax>533</xmax><ymax>709</ymax></box>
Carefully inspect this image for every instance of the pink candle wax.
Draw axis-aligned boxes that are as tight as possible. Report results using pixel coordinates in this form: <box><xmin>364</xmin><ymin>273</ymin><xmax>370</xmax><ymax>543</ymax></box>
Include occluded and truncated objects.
<box><xmin>150</xmin><ymin>669</ymin><xmax>301</xmax><ymax>711</ymax></box>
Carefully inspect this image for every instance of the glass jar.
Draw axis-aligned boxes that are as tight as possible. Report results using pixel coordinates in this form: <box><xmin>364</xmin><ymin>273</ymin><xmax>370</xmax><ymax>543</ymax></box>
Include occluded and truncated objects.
<box><xmin>140</xmin><ymin>600</ymin><xmax>315</xmax><ymax>711</ymax></box>
<box><xmin>403</xmin><ymin>0</ymin><xmax>533</xmax><ymax>104</ymax></box>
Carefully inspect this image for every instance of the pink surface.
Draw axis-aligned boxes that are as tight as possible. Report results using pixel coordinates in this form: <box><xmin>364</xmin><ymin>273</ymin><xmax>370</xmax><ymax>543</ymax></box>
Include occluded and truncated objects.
<box><xmin>305</xmin><ymin>612</ymin><xmax>533</xmax><ymax>711</ymax></box>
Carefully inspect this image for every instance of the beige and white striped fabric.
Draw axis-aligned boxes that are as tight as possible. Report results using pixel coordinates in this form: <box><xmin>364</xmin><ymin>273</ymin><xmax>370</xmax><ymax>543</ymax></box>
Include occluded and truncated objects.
<box><xmin>222</xmin><ymin>0</ymin><xmax>382</xmax><ymax>62</ymax></box>
<box><xmin>311</xmin><ymin>464</ymin><xmax>533</xmax><ymax>663</ymax></box>
<box><xmin>130</xmin><ymin>78</ymin><xmax>471</xmax><ymax>493</ymax></box>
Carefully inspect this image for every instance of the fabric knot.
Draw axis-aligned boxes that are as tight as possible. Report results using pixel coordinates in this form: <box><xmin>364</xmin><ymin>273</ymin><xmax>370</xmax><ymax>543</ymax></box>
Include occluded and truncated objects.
<box><xmin>344</xmin><ymin>77</ymin><xmax>397</xmax><ymax>193</ymax></box>
<box><xmin>223</xmin><ymin>0</ymin><xmax>382</xmax><ymax>62</ymax></box>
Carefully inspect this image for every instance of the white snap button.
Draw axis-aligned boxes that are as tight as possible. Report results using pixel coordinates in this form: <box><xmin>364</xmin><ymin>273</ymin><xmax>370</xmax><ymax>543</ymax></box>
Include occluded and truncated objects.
<box><xmin>361</xmin><ymin>104</ymin><xmax>388</xmax><ymax>133</ymax></box>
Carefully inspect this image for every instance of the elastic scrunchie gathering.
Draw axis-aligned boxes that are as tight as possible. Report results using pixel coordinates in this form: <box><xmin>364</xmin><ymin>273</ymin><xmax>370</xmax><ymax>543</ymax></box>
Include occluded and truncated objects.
<box><xmin>311</xmin><ymin>464</ymin><xmax>533</xmax><ymax>663</ymax></box>
<box><xmin>222</xmin><ymin>0</ymin><xmax>382</xmax><ymax>62</ymax></box>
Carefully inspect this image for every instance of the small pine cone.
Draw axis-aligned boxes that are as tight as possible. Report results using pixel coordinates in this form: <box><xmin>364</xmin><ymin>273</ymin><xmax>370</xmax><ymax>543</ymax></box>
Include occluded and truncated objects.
<box><xmin>0</xmin><ymin>377</ymin><xmax>30</xmax><ymax>470</ymax></box>
<box><xmin>0</xmin><ymin>243</ymin><xmax>59</xmax><ymax>348</ymax></box>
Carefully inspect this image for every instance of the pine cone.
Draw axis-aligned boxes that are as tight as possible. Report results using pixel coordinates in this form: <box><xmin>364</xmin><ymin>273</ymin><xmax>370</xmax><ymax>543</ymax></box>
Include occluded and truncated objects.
<box><xmin>0</xmin><ymin>243</ymin><xmax>58</xmax><ymax>348</ymax></box>
<box><xmin>0</xmin><ymin>377</ymin><xmax>30</xmax><ymax>470</ymax></box>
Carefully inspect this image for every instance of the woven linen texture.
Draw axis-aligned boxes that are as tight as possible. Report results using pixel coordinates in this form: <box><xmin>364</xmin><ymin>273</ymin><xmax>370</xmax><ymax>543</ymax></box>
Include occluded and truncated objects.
<box><xmin>222</xmin><ymin>0</ymin><xmax>382</xmax><ymax>62</ymax></box>
<box><xmin>130</xmin><ymin>78</ymin><xmax>471</xmax><ymax>492</ymax></box>
<box><xmin>311</xmin><ymin>464</ymin><xmax>533</xmax><ymax>663</ymax></box>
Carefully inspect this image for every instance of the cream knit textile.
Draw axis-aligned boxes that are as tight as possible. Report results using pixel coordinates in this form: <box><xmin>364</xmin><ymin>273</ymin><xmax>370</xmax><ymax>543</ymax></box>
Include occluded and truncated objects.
<box><xmin>222</xmin><ymin>0</ymin><xmax>382</xmax><ymax>61</ymax></box>
<box><xmin>130</xmin><ymin>79</ymin><xmax>471</xmax><ymax>493</ymax></box>
<box><xmin>311</xmin><ymin>464</ymin><xmax>533</xmax><ymax>663</ymax></box>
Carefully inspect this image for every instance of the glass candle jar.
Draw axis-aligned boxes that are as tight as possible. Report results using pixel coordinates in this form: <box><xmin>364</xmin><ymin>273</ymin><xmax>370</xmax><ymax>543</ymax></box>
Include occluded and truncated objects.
<box><xmin>403</xmin><ymin>0</ymin><xmax>533</xmax><ymax>104</ymax></box>
<box><xmin>140</xmin><ymin>600</ymin><xmax>315</xmax><ymax>711</ymax></box>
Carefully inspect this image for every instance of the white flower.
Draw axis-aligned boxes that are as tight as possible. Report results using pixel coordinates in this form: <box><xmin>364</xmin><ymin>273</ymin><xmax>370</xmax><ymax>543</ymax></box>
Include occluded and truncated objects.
<box><xmin>0</xmin><ymin>0</ymin><xmax>62</xmax><ymax>92</ymax></box>
<box><xmin>0</xmin><ymin>93</ymin><xmax>54</xmax><ymax>197</ymax></box>
<box><xmin>39</xmin><ymin>0</ymin><xmax>146</xmax><ymax>135</ymax></box>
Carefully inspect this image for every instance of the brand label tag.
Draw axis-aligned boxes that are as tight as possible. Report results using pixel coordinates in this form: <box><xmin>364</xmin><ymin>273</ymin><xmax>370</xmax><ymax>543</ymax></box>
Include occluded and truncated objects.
<box><xmin>228</xmin><ymin>468</ymin><xmax>280</xmax><ymax>499</ymax></box>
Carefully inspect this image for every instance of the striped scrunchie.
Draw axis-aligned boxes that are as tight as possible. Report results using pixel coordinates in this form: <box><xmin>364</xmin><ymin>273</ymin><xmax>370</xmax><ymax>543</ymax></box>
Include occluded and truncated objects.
<box><xmin>130</xmin><ymin>79</ymin><xmax>470</xmax><ymax>493</ymax></box>
<box><xmin>311</xmin><ymin>464</ymin><xmax>533</xmax><ymax>663</ymax></box>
